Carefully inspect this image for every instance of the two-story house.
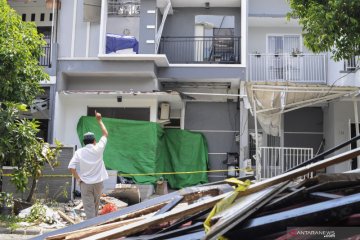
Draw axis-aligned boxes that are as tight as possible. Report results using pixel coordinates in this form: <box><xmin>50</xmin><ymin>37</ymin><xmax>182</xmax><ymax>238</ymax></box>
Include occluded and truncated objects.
<box><xmin>9</xmin><ymin>0</ymin><xmax>359</xmax><ymax>183</ymax></box>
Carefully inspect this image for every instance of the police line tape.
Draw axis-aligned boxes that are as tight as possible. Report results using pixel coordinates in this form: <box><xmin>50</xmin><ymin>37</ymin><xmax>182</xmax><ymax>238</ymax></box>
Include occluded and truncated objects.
<box><xmin>1</xmin><ymin>168</ymin><xmax>254</xmax><ymax>178</ymax></box>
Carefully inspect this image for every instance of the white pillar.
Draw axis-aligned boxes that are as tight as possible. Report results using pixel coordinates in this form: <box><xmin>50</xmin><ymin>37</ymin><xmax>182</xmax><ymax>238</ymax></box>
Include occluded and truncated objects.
<box><xmin>239</xmin><ymin>100</ymin><xmax>248</xmax><ymax>177</ymax></box>
<box><xmin>252</xmin><ymin>90</ymin><xmax>261</xmax><ymax>180</ymax></box>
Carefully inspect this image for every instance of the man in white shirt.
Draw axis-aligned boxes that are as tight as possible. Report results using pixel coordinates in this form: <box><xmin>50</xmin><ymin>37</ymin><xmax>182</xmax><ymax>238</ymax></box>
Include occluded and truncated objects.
<box><xmin>68</xmin><ymin>111</ymin><xmax>109</xmax><ymax>219</ymax></box>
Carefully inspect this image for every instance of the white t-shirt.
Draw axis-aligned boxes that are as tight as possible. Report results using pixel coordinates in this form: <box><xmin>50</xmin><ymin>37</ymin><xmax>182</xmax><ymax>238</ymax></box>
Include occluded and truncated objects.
<box><xmin>68</xmin><ymin>136</ymin><xmax>109</xmax><ymax>184</ymax></box>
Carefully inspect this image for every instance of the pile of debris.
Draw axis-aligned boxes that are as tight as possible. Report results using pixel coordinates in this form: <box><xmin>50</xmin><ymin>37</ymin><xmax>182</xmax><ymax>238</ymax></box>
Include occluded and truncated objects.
<box><xmin>36</xmin><ymin>148</ymin><xmax>360</xmax><ymax>240</ymax></box>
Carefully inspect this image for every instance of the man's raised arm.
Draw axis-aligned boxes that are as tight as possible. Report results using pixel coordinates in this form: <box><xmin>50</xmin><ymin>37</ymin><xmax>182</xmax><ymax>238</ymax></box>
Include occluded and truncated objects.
<box><xmin>95</xmin><ymin>110</ymin><xmax>108</xmax><ymax>137</ymax></box>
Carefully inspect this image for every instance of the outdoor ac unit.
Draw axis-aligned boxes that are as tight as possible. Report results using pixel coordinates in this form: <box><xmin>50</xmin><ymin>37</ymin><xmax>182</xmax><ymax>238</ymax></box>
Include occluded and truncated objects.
<box><xmin>159</xmin><ymin>102</ymin><xmax>170</xmax><ymax>120</ymax></box>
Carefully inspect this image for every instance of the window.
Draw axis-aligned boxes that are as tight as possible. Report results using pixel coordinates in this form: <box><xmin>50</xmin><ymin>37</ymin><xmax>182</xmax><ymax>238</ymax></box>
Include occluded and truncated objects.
<box><xmin>108</xmin><ymin>0</ymin><xmax>140</xmax><ymax>17</ymax></box>
<box><xmin>267</xmin><ymin>35</ymin><xmax>301</xmax><ymax>54</ymax></box>
<box><xmin>40</xmin><ymin>13</ymin><xmax>45</xmax><ymax>22</ymax></box>
<box><xmin>31</xmin><ymin>13</ymin><xmax>35</xmax><ymax>21</ymax></box>
<box><xmin>87</xmin><ymin>107</ymin><xmax>150</xmax><ymax>121</ymax></box>
<box><xmin>22</xmin><ymin>13</ymin><xmax>26</xmax><ymax>21</ymax></box>
<box><xmin>50</xmin><ymin>13</ymin><xmax>53</xmax><ymax>21</ymax></box>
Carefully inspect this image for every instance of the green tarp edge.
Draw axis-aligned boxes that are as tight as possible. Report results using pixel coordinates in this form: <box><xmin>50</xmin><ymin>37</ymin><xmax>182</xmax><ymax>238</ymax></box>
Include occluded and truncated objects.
<box><xmin>76</xmin><ymin>116</ymin><xmax>208</xmax><ymax>188</ymax></box>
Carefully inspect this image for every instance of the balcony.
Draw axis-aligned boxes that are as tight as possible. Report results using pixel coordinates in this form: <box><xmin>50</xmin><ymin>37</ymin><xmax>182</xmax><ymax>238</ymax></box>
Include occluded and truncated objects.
<box><xmin>39</xmin><ymin>43</ymin><xmax>51</xmax><ymax>67</ymax></box>
<box><xmin>343</xmin><ymin>56</ymin><xmax>359</xmax><ymax>72</ymax></box>
<box><xmin>159</xmin><ymin>36</ymin><xmax>241</xmax><ymax>64</ymax></box>
<box><xmin>249</xmin><ymin>53</ymin><xmax>327</xmax><ymax>84</ymax></box>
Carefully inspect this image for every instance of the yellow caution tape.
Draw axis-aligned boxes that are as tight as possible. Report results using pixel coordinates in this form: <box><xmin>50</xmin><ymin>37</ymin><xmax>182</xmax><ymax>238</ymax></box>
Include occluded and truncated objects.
<box><xmin>204</xmin><ymin>178</ymin><xmax>251</xmax><ymax>239</ymax></box>
<box><xmin>1</xmin><ymin>168</ymin><xmax>254</xmax><ymax>178</ymax></box>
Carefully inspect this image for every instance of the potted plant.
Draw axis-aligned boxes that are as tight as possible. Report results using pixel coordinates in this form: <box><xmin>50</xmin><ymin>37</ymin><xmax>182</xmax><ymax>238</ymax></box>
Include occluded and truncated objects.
<box><xmin>291</xmin><ymin>48</ymin><xmax>304</xmax><ymax>57</ymax></box>
<box><xmin>254</xmin><ymin>51</ymin><xmax>261</xmax><ymax>58</ymax></box>
<box><xmin>0</xmin><ymin>192</ymin><xmax>13</xmax><ymax>215</ymax></box>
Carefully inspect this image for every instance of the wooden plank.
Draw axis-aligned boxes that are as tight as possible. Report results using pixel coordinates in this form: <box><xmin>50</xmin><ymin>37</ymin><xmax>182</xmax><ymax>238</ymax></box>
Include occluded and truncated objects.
<box><xmin>154</xmin><ymin>195</ymin><xmax>183</xmax><ymax>216</ymax></box>
<box><xmin>264</xmin><ymin>187</ymin><xmax>306</xmax><ymax>211</ymax></box>
<box><xmin>40</xmin><ymin>184</ymin><xmax>229</xmax><ymax>240</ymax></box>
<box><xmin>58</xmin><ymin>211</ymin><xmax>76</xmax><ymax>225</ymax></box>
<box><xmin>204</xmin><ymin>182</ymin><xmax>290</xmax><ymax>240</ymax></box>
<box><xmin>81</xmin><ymin>193</ymin><xmax>228</xmax><ymax>240</ymax></box>
<box><xmin>309</xmin><ymin>192</ymin><xmax>343</xmax><ymax>200</ymax></box>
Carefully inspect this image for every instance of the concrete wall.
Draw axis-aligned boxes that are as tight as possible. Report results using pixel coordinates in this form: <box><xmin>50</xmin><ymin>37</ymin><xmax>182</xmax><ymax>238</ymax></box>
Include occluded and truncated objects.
<box><xmin>249</xmin><ymin>0</ymin><xmax>291</xmax><ymax>16</ymax></box>
<box><xmin>53</xmin><ymin>94</ymin><xmax>158</xmax><ymax>146</ymax></box>
<box><xmin>163</xmin><ymin>8</ymin><xmax>241</xmax><ymax>37</ymax></box>
<box><xmin>56</xmin><ymin>60</ymin><xmax>157</xmax><ymax>91</ymax></box>
<box><xmin>57</xmin><ymin>0</ymin><xmax>102</xmax><ymax>57</ymax></box>
<box><xmin>323</xmin><ymin>101</ymin><xmax>360</xmax><ymax>173</ymax></box>
<box><xmin>107</xmin><ymin>16</ymin><xmax>140</xmax><ymax>40</ymax></box>
<box><xmin>3</xmin><ymin>147</ymin><xmax>74</xmax><ymax>202</ymax></box>
<box><xmin>248</xmin><ymin>26</ymin><xmax>307</xmax><ymax>54</ymax></box>
<box><xmin>185</xmin><ymin>102</ymin><xmax>240</xmax><ymax>182</ymax></box>
<box><xmin>9</xmin><ymin>1</ymin><xmax>53</xmax><ymax>27</ymax></box>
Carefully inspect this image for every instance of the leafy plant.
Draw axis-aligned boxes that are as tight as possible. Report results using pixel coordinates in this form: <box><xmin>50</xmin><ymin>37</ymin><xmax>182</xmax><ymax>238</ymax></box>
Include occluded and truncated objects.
<box><xmin>287</xmin><ymin>0</ymin><xmax>360</xmax><ymax>61</ymax></box>
<box><xmin>0</xmin><ymin>103</ymin><xmax>62</xmax><ymax>202</ymax></box>
<box><xmin>26</xmin><ymin>201</ymin><xmax>46</xmax><ymax>223</ymax></box>
<box><xmin>0</xmin><ymin>0</ymin><xmax>49</xmax><ymax>105</ymax></box>
<box><xmin>0</xmin><ymin>192</ymin><xmax>13</xmax><ymax>208</ymax></box>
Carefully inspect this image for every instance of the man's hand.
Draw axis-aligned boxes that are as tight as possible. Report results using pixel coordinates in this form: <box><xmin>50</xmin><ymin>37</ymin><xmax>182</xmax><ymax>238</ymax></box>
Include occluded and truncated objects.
<box><xmin>95</xmin><ymin>110</ymin><xmax>102</xmax><ymax>121</ymax></box>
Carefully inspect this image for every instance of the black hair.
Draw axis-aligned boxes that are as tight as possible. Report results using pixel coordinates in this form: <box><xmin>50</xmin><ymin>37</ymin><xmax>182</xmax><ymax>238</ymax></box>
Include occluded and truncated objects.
<box><xmin>83</xmin><ymin>138</ymin><xmax>95</xmax><ymax>145</ymax></box>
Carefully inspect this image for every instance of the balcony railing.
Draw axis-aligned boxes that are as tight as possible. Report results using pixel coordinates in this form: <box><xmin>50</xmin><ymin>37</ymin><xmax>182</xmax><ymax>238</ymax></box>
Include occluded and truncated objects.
<box><xmin>39</xmin><ymin>43</ymin><xmax>51</xmax><ymax>67</ymax></box>
<box><xmin>259</xmin><ymin>147</ymin><xmax>313</xmax><ymax>179</ymax></box>
<box><xmin>159</xmin><ymin>36</ymin><xmax>241</xmax><ymax>64</ymax></box>
<box><xmin>249</xmin><ymin>53</ymin><xmax>327</xmax><ymax>84</ymax></box>
<box><xmin>343</xmin><ymin>56</ymin><xmax>359</xmax><ymax>72</ymax></box>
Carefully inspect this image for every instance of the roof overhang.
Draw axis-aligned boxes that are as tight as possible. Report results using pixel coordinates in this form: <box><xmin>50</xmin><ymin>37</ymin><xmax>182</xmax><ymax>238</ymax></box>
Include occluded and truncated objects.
<box><xmin>245</xmin><ymin>82</ymin><xmax>359</xmax><ymax>136</ymax></box>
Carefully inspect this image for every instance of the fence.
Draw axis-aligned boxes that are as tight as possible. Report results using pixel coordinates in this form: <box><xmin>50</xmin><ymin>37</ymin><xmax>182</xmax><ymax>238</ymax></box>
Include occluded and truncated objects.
<box><xmin>259</xmin><ymin>146</ymin><xmax>313</xmax><ymax>179</ymax></box>
<box><xmin>159</xmin><ymin>36</ymin><xmax>241</xmax><ymax>64</ymax></box>
<box><xmin>249</xmin><ymin>53</ymin><xmax>326</xmax><ymax>83</ymax></box>
<box><xmin>39</xmin><ymin>43</ymin><xmax>51</xmax><ymax>67</ymax></box>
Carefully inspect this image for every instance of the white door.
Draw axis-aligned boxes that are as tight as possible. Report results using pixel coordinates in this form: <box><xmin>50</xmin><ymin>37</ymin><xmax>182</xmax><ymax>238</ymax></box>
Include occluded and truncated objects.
<box><xmin>267</xmin><ymin>35</ymin><xmax>301</xmax><ymax>81</ymax></box>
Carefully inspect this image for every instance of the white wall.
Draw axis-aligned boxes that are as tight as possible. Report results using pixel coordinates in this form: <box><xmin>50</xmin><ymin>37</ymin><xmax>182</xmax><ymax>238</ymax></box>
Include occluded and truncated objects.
<box><xmin>327</xmin><ymin>58</ymin><xmax>360</xmax><ymax>87</ymax></box>
<box><xmin>248</xmin><ymin>26</ymin><xmax>307</xmax><ymax>54</ymax></box>
<box><xmin>53</xmin><ymin>94</ymin><xmax>158</xmax><ymax>146</ymax></box>
<box><xmin>9</xmin><ymin>1</ymin><xmax>53</xmax><ymax>27</ymax></box>
<box><xmin>249</xmin><ymin>0</ymin><xmax>291</xmax><ymax>16</ymax></box>
<box><xmin>324</xmin><ymin>100</ymin><xmax>360</xmax><ymax>173</ymax></box>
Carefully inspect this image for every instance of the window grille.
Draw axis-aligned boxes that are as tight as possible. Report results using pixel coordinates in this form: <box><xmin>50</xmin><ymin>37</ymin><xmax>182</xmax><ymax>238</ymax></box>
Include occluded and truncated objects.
<box><xmin>108</xmin><ymin>0</ymin><xmax>140</xmax><ymax>17</ymax></box>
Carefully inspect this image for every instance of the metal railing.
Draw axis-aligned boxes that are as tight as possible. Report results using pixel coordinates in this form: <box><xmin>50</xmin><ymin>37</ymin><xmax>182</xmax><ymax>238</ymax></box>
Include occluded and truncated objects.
<box><xmin>249</xmin><ymin>53</ymin><xmax>326</xmax><ymax>83</ymax></box>
<box><xmin>39</xmin><ymin>43</ymin><xmax>51</xmax><ymax>67</ymax></box>
<box><xmin>159</xmin><ymin>36</ymin><xmax>241</xmax><ymax>64</ymax></box>
<box><xmin>343</xmin><ymin>56</ymin><xmax>359</xmax><ymax>72</ymax></box>
<box><xmin>259</xmin><ymin>146</ymin><xmax>313</xmax><ymax>179</ymax></box>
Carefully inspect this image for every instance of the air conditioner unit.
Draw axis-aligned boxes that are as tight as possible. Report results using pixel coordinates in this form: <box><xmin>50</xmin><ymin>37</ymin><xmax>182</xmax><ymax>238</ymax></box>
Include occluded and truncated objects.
<box><xmin>159</xmin><ymin>102</ymin><xmax>170</xmax><ymax>120</ymax></box>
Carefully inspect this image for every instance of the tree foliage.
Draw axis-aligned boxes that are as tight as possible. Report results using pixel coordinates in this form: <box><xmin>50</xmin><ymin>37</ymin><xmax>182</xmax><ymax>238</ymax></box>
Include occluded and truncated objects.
<box><xmin>288</xmin><ymin>0</ymin><xmax>360</xmax><ymax>61</ymax></box>
<box><xmin>0</xmin><ymin>0</ymin><xmax>48</xmax><ymax>105</ymax></box>
<box><xmin>0</xmin><ymin>103</ymin><xmax>62</xmax><ymax>202</ymax></box>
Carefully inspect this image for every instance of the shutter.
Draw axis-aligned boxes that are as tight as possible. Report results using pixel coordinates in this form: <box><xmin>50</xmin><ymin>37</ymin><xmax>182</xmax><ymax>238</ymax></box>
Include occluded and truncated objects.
<box><xmin>84</xmin><ymin>0</ymin><xmax>101</xmax><ymax>22</ymax></box>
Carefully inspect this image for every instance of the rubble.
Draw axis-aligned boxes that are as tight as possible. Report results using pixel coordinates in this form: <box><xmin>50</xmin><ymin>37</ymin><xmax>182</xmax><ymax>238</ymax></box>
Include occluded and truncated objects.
<box><xmin>33</xmin><ymin>147</ymin><xmax>360</xmax><ymax>240</ymax></box>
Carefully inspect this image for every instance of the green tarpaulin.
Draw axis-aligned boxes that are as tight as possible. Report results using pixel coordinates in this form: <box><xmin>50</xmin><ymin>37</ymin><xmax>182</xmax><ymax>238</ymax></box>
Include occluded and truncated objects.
<box><xmin>76</xmin><ymin>116</ymin><xmax>208</xmax><ymax>188</ymax></box>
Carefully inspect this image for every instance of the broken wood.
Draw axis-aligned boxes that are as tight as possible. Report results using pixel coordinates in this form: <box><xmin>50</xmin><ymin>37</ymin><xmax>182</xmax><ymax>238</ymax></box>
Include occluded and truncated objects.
<box><xmin>73</xmin><ymin>202</ymin><xmax>83</xmax><ymax>210</ymax></box>
<box><xmin>81</xmin><ymin>193</ymin><xmax>228</xmax><ymax>240</ymax></box>
<box><xmin>154</xmin><ymin>195</ymin><xmax>183</xmax><ymax>216</ymax></box>
<box><xmin>48</xmin><ymin>217</ymin><xmax>146</xmax><ymax>240</ymax></box>
<box><xmin>58</xmin><ymin>210</ymin><xmax>76</xmax><ymax>225</ymax></box>
<box><xmin>205</xmin><ymin>182</ymin><xmax>290</xmax><ymax>240</ymax></box>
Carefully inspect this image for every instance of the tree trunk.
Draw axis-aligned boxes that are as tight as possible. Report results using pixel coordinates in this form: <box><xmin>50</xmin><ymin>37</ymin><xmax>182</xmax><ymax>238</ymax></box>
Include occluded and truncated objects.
<box><xmin>26</xmin><ymin>178</ymin><xmax>38</xmax><ymax>202</ymax></box>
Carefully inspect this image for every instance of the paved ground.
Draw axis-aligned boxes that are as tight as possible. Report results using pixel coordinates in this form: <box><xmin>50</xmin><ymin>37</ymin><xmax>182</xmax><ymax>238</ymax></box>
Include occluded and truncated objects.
<box><xmin>0</xmin><ymin>234</ymin><xmax>33</xmax><ymax>239</ymax></box>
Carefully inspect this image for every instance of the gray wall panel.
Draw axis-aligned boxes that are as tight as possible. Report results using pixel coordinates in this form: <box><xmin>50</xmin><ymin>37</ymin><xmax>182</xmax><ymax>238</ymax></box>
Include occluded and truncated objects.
<box><xmin>158</xmin><ymin>66</ymin><xmax>246</xmax><ymax>80</ymax></box>
<box><xmin>139</xmin><ymin>0</ymin><xmax>156</xmax><ymax>54</ymax></box>
<box><xmin>185</xmin><ymin>102</ymin><xmax>240</xmax><ymax>182</ymax></box>
<box><xmin>284</xmin><ymin>107</ymin><xmax>323</xmax><ymax>132</ymax></box>
<box><xmin>185</xmin><ymin>102</ymin><xmax>239</xmax><ymax>131</ymax></box>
